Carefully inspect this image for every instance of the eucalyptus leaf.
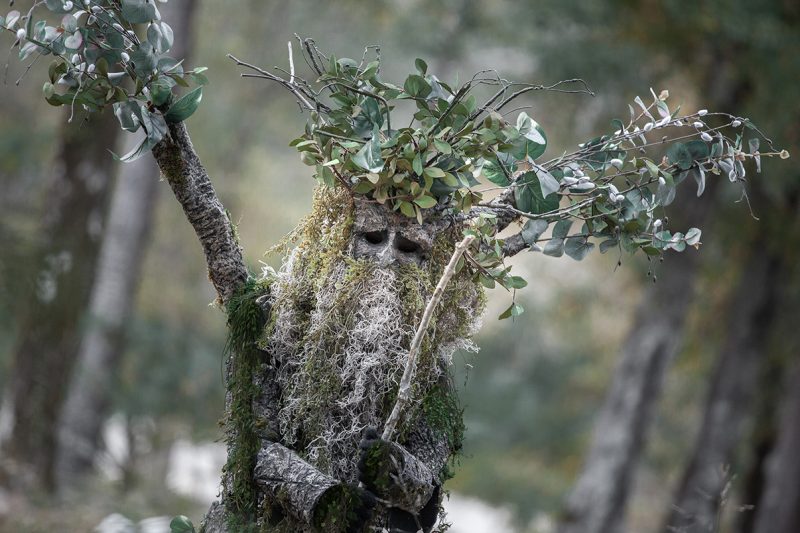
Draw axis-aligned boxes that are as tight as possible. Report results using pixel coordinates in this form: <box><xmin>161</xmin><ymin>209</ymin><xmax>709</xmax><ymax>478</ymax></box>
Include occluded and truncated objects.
<box><xmin>499</xmin><ymin>303</ymin><xmax>524</xmax><ymax>320</ymax></box>
<box><xmin>543</xmin><ymin>238</ymin><xmax>565</xmax><ymax>257</ymax></box>
<box><xmin>483</xmin><ymin>153</ymin><xmax>513</xmax><ymax>186</ymax></box>
<box><xmin>148</xmin><ymin>21</ymin><xmax>174</xmax><ymax>54</ymax></box>
<box><xmin>521</xmin><ymin>219</ymin><xmax>548</xmax><ymax>245</ymax></box>
<box><xmin>169</xmin><ymin>516</ymin><xmax>196</xmax><ymax>533</ymax></box>
<box><xmin>121</xmin><ymin>0</ymin><xmax>160</xmax><ymax>24</ymax></box>
<box><xmin>351</xmin><ymin>129</ymin><xmax>384</xmax><ymax>173</ymax></box>
<box><xmin>165</xmin><ymin>87</ymin><xmax>203</xmax><ymax>123</ymax></box>
<box><xmin>564</xmin><ymin>236</ymin><xmax>595</xmax><ymax>261</ymax></box>
<box><xmin>113</xmin><ymin>100</ymin><xmax>141</xmax><ymax>133</ymax></box>
<box><xmin>514</xmin><ymin>171</ymin><xmax>559</xmax><ymax>215</ymax></box>
<box><xmin>403</xmin><ymin>74</ymin><xmax>431</xmax><ymax>98</ymax></box>
<box><xmin>666</xmin><ymin>142</ymin><xmax>693</xmax><ymax>170</ymax></box>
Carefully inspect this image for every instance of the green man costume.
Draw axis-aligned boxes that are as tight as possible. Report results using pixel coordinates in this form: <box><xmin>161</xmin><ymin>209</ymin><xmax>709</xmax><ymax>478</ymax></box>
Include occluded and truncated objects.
<box><xmin>203</xmin><ymin>188</ymin><xmax>485</xmax><ymax>532</ymax></box>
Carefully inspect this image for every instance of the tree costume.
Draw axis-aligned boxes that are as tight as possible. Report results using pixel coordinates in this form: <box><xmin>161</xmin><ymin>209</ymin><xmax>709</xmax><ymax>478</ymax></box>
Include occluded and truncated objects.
<box><xmin>203</xmin><ymin>190</ymin><xmax>485</xmax><ymax>532</ymax></box>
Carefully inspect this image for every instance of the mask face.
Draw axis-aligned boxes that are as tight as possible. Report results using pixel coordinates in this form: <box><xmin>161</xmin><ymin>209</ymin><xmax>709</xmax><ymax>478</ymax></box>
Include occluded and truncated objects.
<box><xmin>350</xmin><ymin>198</ymin><xmax>450</xmax><ymax>268</ymax></box>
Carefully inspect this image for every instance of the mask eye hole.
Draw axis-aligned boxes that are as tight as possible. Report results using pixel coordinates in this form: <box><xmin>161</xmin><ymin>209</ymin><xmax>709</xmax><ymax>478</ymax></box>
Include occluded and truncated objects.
<box><xmin>394</xmin><ymin>235</ymin><xmax>421</xmax><ymax>254</ymax></box>
<box><xmin>362</xmin><ymin>230</ymin><xmax>387</xmax><ymax>245</ymax></box>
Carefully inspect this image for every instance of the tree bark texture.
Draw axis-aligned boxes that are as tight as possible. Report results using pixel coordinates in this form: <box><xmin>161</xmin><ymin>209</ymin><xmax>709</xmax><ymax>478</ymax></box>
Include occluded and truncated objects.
<box><xmin>3</xmin><ymin>110</ymin><xmax>120</xmax><ymax>492</ymax></box>
<box><xmin>55</xmin><ymin>0</ymin><xmax>199</xmax><ymax>490</ymax></box>
<box><xmin>751</xmin><ymin>360</ymin><xmax>800</xmax><ymax>533</ymax></box>
<box><xmin>665</xmin><ymin>245</ymin><xmax>782</xmax><ymax>532</ymax></box>
<box><xmin>151</xmin><ymin>121</ymin><xmax>248</xmax><ymax>303</ymax></box>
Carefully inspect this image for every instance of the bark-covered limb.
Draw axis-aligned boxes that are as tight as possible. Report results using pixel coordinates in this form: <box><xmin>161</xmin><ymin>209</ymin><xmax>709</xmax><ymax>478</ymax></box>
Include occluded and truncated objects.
<box><xmin>151</xmin><ymin>121</ymin><xmax>248</xmax><ymax>303</ymax></box>
<box><xmin>253</xmin><ymin>441</ymin><xmax>339</xmax><ymax>524</ymax></box>
<box><xmin>360</xmin><ymin>432</ymin><xmax>438</xmax><ymax>513</ymax></box>
<box><xmin>382</xmin><ymin>234</ymin><xmax>476</xmax><ymax>442</ymax></box>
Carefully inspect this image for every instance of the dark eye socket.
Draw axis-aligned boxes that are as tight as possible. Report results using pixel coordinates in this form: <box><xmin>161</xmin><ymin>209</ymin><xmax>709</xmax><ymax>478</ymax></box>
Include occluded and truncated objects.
<box><xmin>395</xmin><ymin>235</ymin><xmax>421</xmax><ymax>254</ymax></box>
<box><xmin>362</xmin><ymin>231</ymin><xmax>387</xmax><ymax>245</ymax></box>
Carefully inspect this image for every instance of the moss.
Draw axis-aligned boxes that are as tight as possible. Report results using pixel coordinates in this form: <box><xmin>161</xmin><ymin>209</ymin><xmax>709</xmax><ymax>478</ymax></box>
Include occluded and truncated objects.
<box><xmin>222</xmin><ymin>277</ymin><xmax>272</xmax><ymax>528</ymax></box>
<box><xmin>311</xmin><ymin>484</ymin><xmax>367</xmax><ymax>532</ymax></box>
<box><xmin>421</xmin><ymin>384</ymin><xmax>466</xmax><ymax>483</ymax></box>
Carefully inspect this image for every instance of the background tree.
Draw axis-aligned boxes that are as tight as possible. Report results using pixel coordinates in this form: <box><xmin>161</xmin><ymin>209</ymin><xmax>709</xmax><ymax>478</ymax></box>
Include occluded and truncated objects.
<box><xmin>55</xmin><ymin>0</ymin><xmax>199</xmax><ymax>492</ymax></box>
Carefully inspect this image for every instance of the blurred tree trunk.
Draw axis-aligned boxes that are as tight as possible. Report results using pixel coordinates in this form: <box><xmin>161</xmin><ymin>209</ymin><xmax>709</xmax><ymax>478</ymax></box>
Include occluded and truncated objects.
<box><xmin>3</xmin><ymin>111</ymin><xmax>120</xmax><ymax>493</ymax></box>
<box><xmin>556</xmin><ymin>54</ymin><xmax>745</xmax><ymax>533</ymax></box>
<box><xmin>55</xmin><ymin>0</ymin><xmax>199</xmax><ymax>491</ymax></box>
<box><xmin>750</xmin><ymin>360</ymin><xmax>800</xmax><ymax>533</ymax></box>
<box><xmin>667</xmin><ymin>192</ymin><xmax>799</xmax><ymax>531</ymax></box>
<box><xmin>557</xmin><ymin>187</ymin><xmax>713</xmax><ymax>533</ymax></box>
<box><xmin>664</xmin><ymin>243</ymin><xmax>782</xmax><ymax>532</ymax></box>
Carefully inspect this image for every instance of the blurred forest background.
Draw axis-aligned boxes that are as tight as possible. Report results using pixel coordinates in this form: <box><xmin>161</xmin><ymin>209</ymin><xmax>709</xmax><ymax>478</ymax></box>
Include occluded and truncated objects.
<box><xmin>1</xmin><ymin>1</ymin><xmax>798</xmax><ymax>532</ymax></box>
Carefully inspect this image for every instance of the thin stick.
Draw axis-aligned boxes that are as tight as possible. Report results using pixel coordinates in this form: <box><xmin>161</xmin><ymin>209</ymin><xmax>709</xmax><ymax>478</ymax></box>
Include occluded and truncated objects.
<box><xmin>381</xmin><ymin>234</ymin><xmax>476</xmax><ymax>441</ymax></box>
<box><xmin>287</xmin><ymin>41</ymin><xmax>295</xmax><ymax>84</ymax></box>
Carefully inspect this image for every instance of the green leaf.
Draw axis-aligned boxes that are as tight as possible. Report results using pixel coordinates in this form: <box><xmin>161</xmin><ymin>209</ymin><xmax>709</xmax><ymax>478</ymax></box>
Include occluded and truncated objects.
<box><xmin>666</xmin><ymin>142</ymin><xmax>693</xmax><ymax>170</ymax></box>
<box><xmin>509</xmin><ymin>112</ymin><xmax>547</xmax><ymax>160</ymax></box>
<box><xmin>564</xmin><ymin>236</ymin><xmax>595</xmax><ymax>261</ymax></box>
<box><xmin>415</xmin><ymin>58</ymin><xmax>428</xmax><ymax>75</ymax></box>
<box><xmin>165</xmin><ymin>87</ymin><xmax>203</xmax><ymax>123</ymax></box>
<box><xmin>543</xmin><ymin>238</ymin><xmax>564</xmax><ymax>257</ymax></box>
<box><xmin>483</xmin><ymin>155</ymin><xmax>512</xmax><ymax>186</ymax></box>
<box><xmin>645</xmin><ymin>159</ymin><xmax>660</xmax><ymax>178</ymax></box>
<box><xmin>433</xmin><ymin>139</ymin><xmax>452</xmax><ymax>154</ymax></box>
<box><xmin>113</xmin><ymin>123</ymin><xmax>166</xmax><ymax>163</ymax></box>
<box><xmin>403</xmin><ymin>74</ymin><xmax>431</xmax><ymax>98</ymax></box>
<box><xmin>514</xmin><ymin>171</ymin><xmax>559</xmax><ymax>215</ymax></box>
<box><xmin>534</xmin><ymin>166</ymin><xmax>560</xmax><ymax>198</ymax></box>
<box><xmin>505</xmin><ymin>276</ymin><xmax>528</xmax><ymax>289</ymax></box>
<box><xmin>121</xmin><ymin>0</ymin><xmax>160</xmax><ymax>24</ymax></box>
<box><xmin>150</xmin><ymin>75</ymin><xmax>175</xmax><ymax>106</ymax></box>
<box><xmin>685</xmin><ymin>140</ymin><xmax>710</xmax><ymax>161</ymax></box>
<box><xmin>112</xmin><ymin>100</ymin><xmax>141</xmax><ymax>133</ymax></box>
<box><xmin>412</xmin><ymin>154</ymin><xmax>423</xmax><ymax>176</ymax></box>
<box><xmin>685</xmin><ymin>227</ymin><xmax>702</xmax><ymax>246</ymax></box>
<box><xmin>42</xmin><ymin>82</ymin><xmax>55</xmax><ymax>99</ymax></box>
<box><xmin>499</xmin><ymin>303</ymin><xmax>525</xmax><ymax>320</ymax></box>
<box><xmin>423</xmin><ymin>166</ymin><xmax>445</xmax><ymax>179</ymax></box>
<box><xmin>399</xmin><ymin>200</ymin><xmax>416</xmax><ymax>218</ymax></box>
<box><xmin>521</xmin><ymin>219</ymin><xmax>548</xmax><ymax>245</ymax></box>
<box><xmin>170</xmin><ymin>516</ymin><xmax>196</xmax><ymax>533</ymax></box>
<box><xmin>352</xmin><ymin>97</ymin><xmax>384</xmax><ymax>137</ymax></box>
<box><xmin>147</xmin><ymin>21</ymin><xmax>174</xmax><ymax>54</ymax></box>
<box><xmin>130</xmin><ymin>42</ymin><xmax>158</xmax><ymax>77</ymax></box>
<box><xmin>351</xmin><ymin>129</ymin><xmax>384</xmax><ymax>173</ymax></box>
<box><xmin>599</xmin><ymin>239</ymin><xmax>618</xmax><ymax>254</ymax></box>
<box><xmin>413</xmin><ymin>195</ymin><xmax>437</xmax><ymax>209</ymax></box>
<box><xmin>552</xmin><ymin>219</ymin><xmax>573</xmax><ymax>239</ymax></box>
<box><xmin>44</xmin><ymin>0</ymin><xmax>72</xmax><ymax>13</ymax></box>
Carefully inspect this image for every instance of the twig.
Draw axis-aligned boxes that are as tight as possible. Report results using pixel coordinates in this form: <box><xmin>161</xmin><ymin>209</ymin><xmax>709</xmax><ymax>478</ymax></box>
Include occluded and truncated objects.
<box><xmin>381</xmin><ymin>234</ymin><xmax>476</xmax><ymax>441</ymax></box>
<box><xmin>228</xmin><ymin>53</ymin><xmax>315</xmax><ymax>111</ymax></box>
<box><xmin>287</xmin><ymin>41</ymin><xmax>295</xmax><ymax>84</ymax></box>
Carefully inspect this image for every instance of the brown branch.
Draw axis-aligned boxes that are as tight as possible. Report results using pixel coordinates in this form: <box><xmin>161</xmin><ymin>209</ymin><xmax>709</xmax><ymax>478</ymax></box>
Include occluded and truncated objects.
<box><xmin>151</xmin><ymin>121</ymin><xmax>248</xmax><ymax>303</ymax></box>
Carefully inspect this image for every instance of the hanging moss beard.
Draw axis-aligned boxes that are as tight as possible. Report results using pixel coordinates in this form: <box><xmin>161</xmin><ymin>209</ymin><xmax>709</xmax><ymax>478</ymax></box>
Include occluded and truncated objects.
<box><xmin>251</xmin><ymin>188</ymin><xmax>485</xmax><ymax>531</ymax></box>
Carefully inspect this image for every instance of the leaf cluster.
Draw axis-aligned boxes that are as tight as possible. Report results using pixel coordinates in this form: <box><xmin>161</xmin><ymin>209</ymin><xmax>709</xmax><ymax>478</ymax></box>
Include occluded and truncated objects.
<box><xmin>4</xmin><ymin>0</ymin><xmax>207</xmax><ymax>161</ymax></box>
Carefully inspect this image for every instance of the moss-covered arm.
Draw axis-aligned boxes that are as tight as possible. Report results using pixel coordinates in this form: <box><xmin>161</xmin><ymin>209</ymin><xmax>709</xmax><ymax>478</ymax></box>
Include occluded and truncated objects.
<box><xmin>151</xmin><ymin>122</ymin><xmax>248</xmax><ymax>303</ymax></box>
<box><xmin>254</xmin><ymin>441</ymin><xmax>339</xmax><ymax>522</ymax></box>
<box><xmin>359</xmin><ymin>430</ymin><xmax>439</xmax><ymax>513</ymax></box>
<box><xmin>254</xmin><ymin>441</ymin><xmax>376</xmax><ymax>530</ymax></box>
